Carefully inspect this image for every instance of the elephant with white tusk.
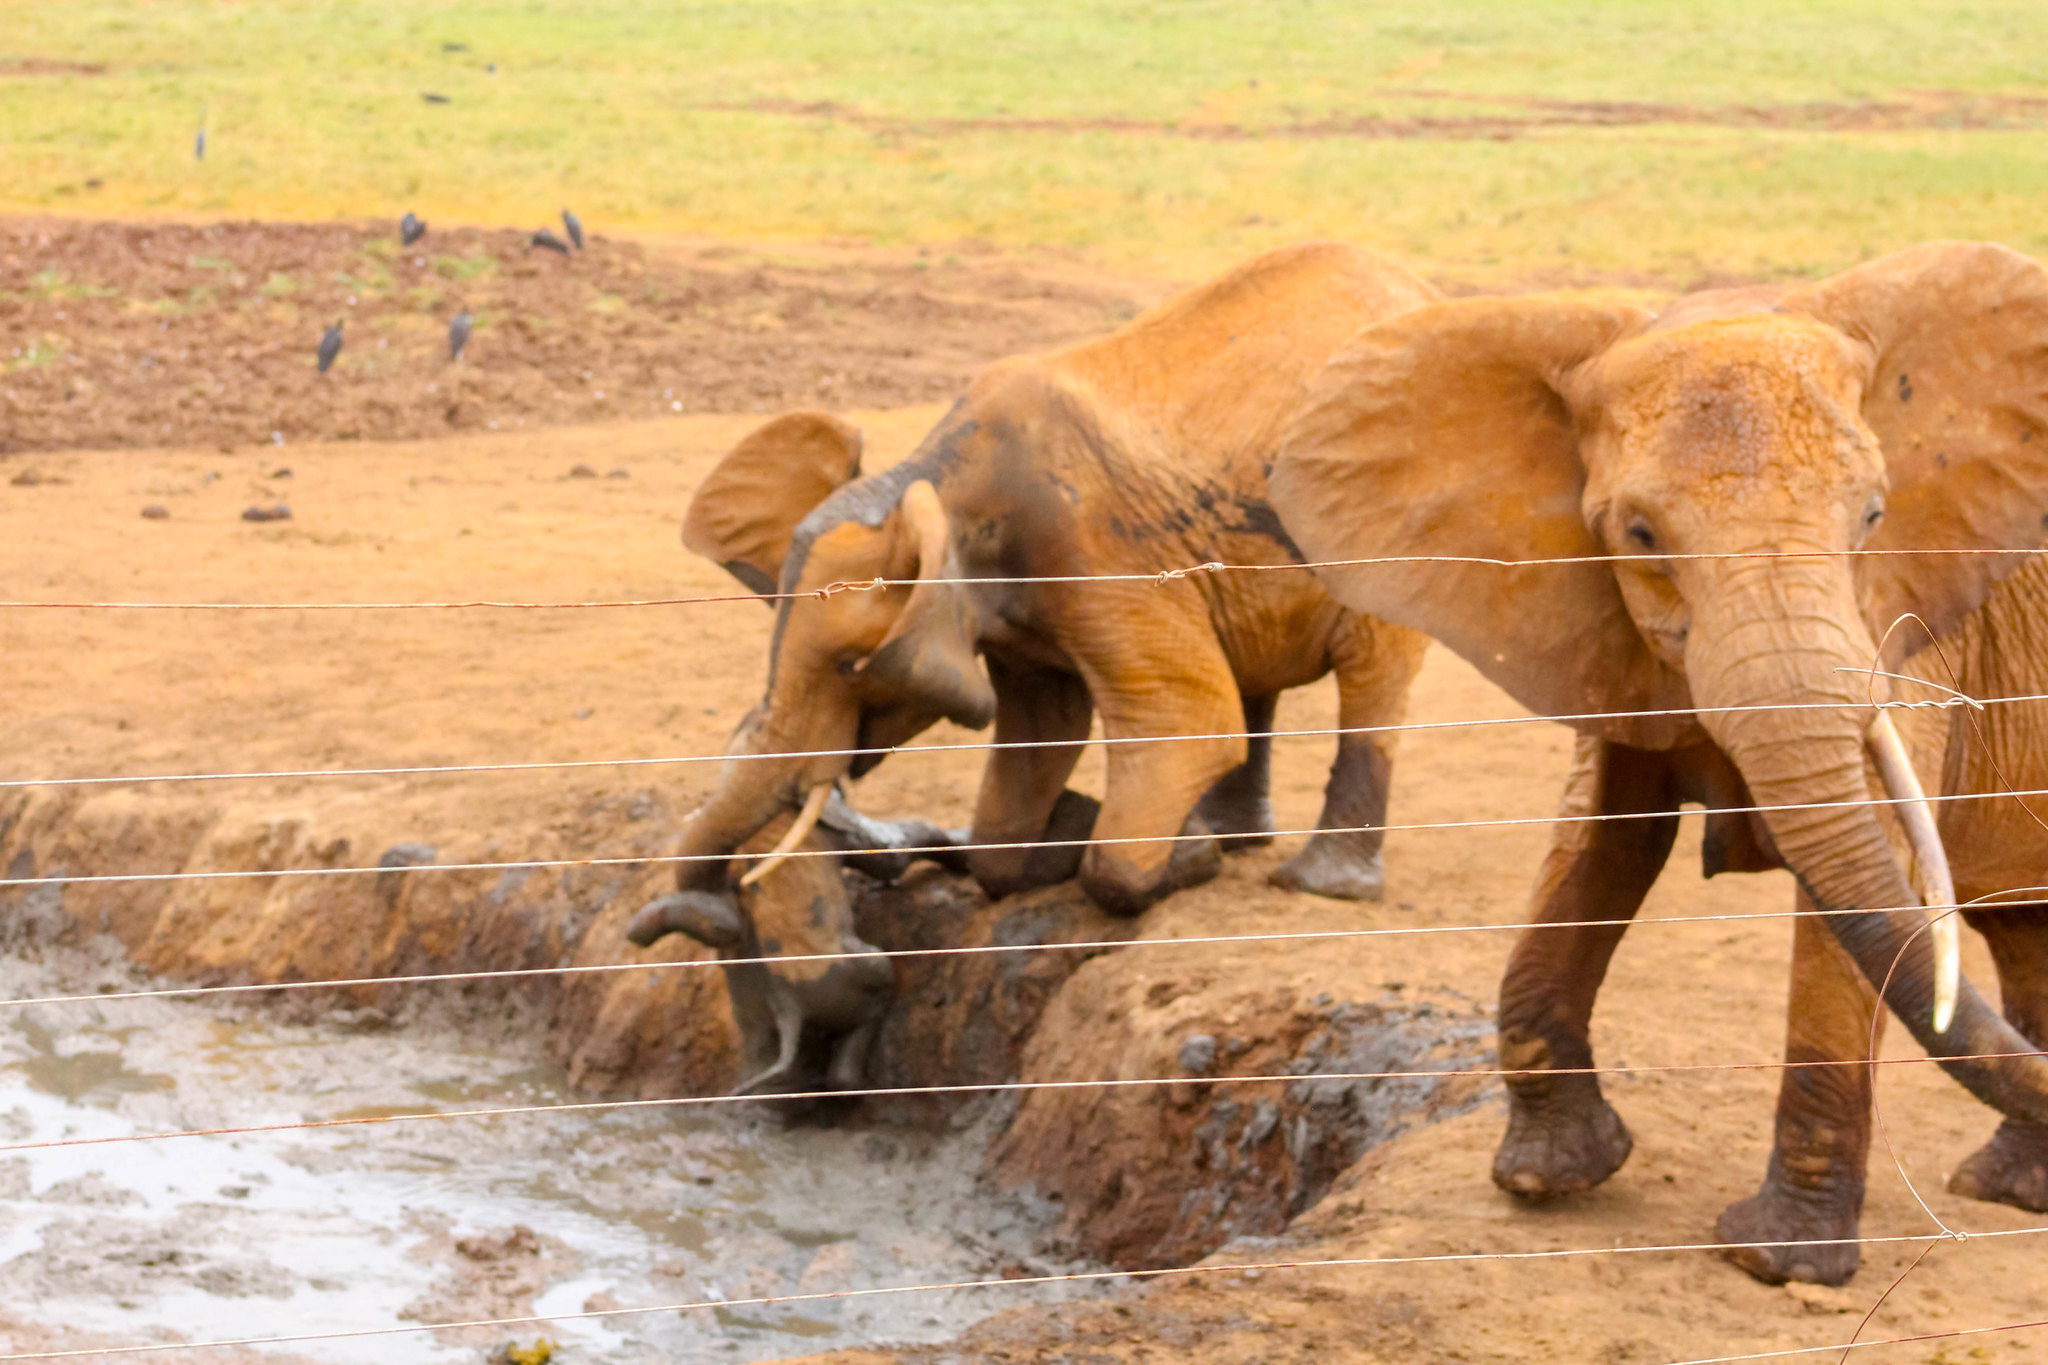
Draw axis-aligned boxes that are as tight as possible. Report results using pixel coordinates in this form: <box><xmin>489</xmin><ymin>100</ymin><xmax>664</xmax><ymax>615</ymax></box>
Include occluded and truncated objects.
<box><xmin>648</xmin><ymin>242</ymin><xmax>1438</xmax><ymax>982</ymax></box>
<box><xmin>627</xmin><ymin>789</ymin><xmax>969</xmax><ymax>1102</ymax></box>
<box><xmin>1269</xmin><ymin>241</ymin><xmax>2048</xmax><ymax>1286</ymax></box>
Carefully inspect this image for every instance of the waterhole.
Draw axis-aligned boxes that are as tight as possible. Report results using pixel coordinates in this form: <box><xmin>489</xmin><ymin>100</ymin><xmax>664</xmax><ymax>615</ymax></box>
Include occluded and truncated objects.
<box><xmin>0</xmin><ymin>942</ymin><xmax>1105</xmax><ymax>1361</ymax></box>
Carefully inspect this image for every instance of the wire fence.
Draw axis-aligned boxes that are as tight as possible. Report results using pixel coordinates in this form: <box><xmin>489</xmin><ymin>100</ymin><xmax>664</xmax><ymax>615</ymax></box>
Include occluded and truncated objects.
<box><xmin>5</xmin><ymin>545</ymin><xmax>2047</xmax><ymax>1360</ymax></box>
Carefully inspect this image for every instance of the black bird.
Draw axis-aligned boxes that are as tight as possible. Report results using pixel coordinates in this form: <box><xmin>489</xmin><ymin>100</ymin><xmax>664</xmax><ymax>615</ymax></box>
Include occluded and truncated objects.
<box><xmin>400</xmin><ymin>212</ymin><xmax>426</xmax><ymax>246</ymax></box>
<box><xmin>448</xmin><ymin>310</ymin><xmax>472</xmax><ymax>361</ymax></box>
<box><xmin>317</xmin><ymin>321</ymin><xmax>344</xmax><ymax>373</ymax></box>
<box><xmin>529</xmin><ymin>228</ymin><xmax>571</xmax><ymax>255</ymax></box>
<box><xmin>561</xmin><ymin>208</ymin><xmax>584</xmax><ymax>250</ymax></box>
<box><xmin>194</xmin><ymin>126</ymin><xmax>206</xmax><ymax>161</ymax></box>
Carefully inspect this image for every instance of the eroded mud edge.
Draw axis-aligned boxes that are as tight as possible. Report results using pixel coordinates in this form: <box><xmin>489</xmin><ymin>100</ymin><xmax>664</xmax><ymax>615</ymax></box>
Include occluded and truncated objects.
<box><xmin>0</xmin><ymin>782</ymin><xmax>1498</xmax><ymax>1274</ymax></box>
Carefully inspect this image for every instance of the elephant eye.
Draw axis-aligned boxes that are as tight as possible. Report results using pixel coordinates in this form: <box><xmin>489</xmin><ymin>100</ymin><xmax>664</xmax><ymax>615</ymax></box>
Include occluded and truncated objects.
<box><xmin>835</xmin><ymin>656</ymin><xmax>861</xmax><ymax>678</ymax></box>
<box><xmin>1863</xmin><ymin>498</ymin><xmax>1885</xmax><ymax>530</ymax></box>
<box><xmin>1625</xmin><ymin>521</ymin><xmax>1658</xmax><ymax>552</ymax></box>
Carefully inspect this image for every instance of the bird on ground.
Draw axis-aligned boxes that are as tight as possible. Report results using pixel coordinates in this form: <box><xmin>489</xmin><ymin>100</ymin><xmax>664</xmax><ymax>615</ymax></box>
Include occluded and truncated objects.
<box><xmin>530</xmin><ymin>228</ymin><xmax>571</xmax><ymax>255</ymax></box>
<box><xmin>317</xmin><ymin>321</ymin><xmax>344</xmax><ymax>373</ymax></box>
<box><xmin>448</xmin><ymin>310</ymin><xmax>472</xmax><ymax>361</ymax></box>
<box><xmin>401</xmin><ymin>212</ymin><xmax>426</xmax><ymax>246</ymax></box>
<box><xmin>561</xmin><ymin>209</ymin><xmax>584</xmax><ymax>250</ymax></box>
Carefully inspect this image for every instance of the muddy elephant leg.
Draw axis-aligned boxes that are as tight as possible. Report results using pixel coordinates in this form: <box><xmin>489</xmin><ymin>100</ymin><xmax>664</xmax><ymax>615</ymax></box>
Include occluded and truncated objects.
<box><xmin>826</xmin><ymin>1016</ymin><xmax>880</xmax><ymax>1091</ymax></box>
<box><xmin>731</xmin><ymin>976</ymin><xmax>807</xmax><ymax>1098</ymax></box>
<box><xmin>1272</xmin><ymin>615</ymin><xmax>1430</xmax><ymax>902</ymax></box>
<box><xmin>1194</xmin><ymin>692</ymin><xmax>1277</xmax><ymax>850</ymax></box>
<box><xmin>1078</xmin><ymin>637</ymin><xmax>1244</xmax><ymax>917</ymax></box>
<box><xmin>1949</xmin><ymin>904</ymin><xmax>2048</xmax><ymax>1212</ymax></box>
<box><xmin>1718</xmin><ymin>903</ymin><xmax>1879</xmax><ymax>1286</ymax></box>
<box><xmin>1494</xmin><ymin>736</ymin><xmax>1679</xmax><ymax>1197</ymax></box>
<box><xmin>967</xmin><ymin>660</ymin><xmax>1094</xmax><ymax>899</ymax></box>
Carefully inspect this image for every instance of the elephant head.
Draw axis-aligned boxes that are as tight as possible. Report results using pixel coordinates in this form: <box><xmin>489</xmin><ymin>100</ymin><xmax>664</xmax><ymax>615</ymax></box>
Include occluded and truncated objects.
<box><xmin>661</xmin><ymin>410</ymin><xmax>995</xmax><ymax>930</ymax></box>
<box><xmin>627</xmin><ymin>790</ymin><xmax>970</xmax><ymax>1100</ymax></box>
<box><xmin>1270</xmin><ymin>242</ymin><xmax>2048</xmax><ymax>1122</ymax></box>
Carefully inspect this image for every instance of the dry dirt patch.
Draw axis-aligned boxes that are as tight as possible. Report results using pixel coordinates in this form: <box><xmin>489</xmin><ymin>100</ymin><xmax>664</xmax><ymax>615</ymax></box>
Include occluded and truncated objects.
<box><xmin>0</xmin><ymin>217</ymin><xmax>1149</xmax><ymax>453</ymax></box>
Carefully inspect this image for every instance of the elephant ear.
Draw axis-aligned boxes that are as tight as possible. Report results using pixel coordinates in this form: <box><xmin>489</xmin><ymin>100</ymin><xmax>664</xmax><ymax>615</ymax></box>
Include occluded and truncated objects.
<box><xmin>684</xmin><ymin>412</ymin><xmax>864</xmax><ymax>597</ymax></box>
<box><xmin>1270</xmin><ymin>296</ymin><xmax>1694</xmax><ymax>746</ymax></box>
<box><xmin>854</xmin><ymin>480</ymin><xmax>996</xmax><ymax>731</ymax></box>
<box><xmin>1784</xmin><ymin>243</ymin><xmax>2048</xmax><ymax>658</ymax></box>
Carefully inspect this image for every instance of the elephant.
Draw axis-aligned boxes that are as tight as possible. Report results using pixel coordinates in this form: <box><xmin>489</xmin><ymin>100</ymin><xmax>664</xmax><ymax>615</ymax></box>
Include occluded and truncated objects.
<box><xmin>632</xmin><ymin>242</ymin><xmax>1434</xmax><ymax>973</ymax></box>
<box><xmin>1267</xmin><ymin>241</ymin><xmax>2048</xmax><ymax>1285</ymax></box>
<box><xmin>627</xmin><ymin>786</ymin><xmax>970</xmax><ymax>1099</ymax></box>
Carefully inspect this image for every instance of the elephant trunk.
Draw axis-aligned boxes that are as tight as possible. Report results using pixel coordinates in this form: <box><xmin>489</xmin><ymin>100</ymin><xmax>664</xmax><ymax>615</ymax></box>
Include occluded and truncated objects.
<box><xmin>1688</xmin><ymin>564</ymin><xmax>2048</xmax><ymax>1124</ymax></box>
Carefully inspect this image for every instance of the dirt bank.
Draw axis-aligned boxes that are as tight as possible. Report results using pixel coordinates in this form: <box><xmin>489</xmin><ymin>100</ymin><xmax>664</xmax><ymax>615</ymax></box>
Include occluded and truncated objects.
<box><xmin>0</xmin><ymin>216</ymin><xmax>1151</xmax><ymax>453</ymax></box>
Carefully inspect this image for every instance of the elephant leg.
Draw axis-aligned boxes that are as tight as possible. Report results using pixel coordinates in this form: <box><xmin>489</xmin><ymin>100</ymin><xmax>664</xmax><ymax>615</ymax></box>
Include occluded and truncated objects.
<box><xmin>1494</xmin><ymin>736</ymin><xmax>1679</xmax><ymax>1198</ymax></box>
<box><xmin>1718</xmin><ymin>903</ymin><xmax>1879</xmax><ymax>1287</ymax></box>
<box><xmin>826</xmin><ymin>1017</ymin><xmax>880</xmax><ymax>1091</ymax></box>
<box><xmin>1194</xmin><ymin>692</ymin><xmax>1277</xmax><ymax>849</ymax></box>
<box><xmin>732</xmin><ymin>982</ymin><xmax>808</xmax><ymax>1097</ymax></box>
<box><xmin>967</xmin><ymin>660</ymin><xmax>1094</xmax><ymax>900</ymax></box>
<box><xmin>1078</xmin><ymin>640</ymin><xmax>1244</xmax><ymax>917</ymax></box>
<box><xmin>1272</xmin><ymin>615</ymin><xmax>1429</xmax><ymax>902</ymax></box>
<box><xmin>1949</xmin><ymin>904</ymin><xmax>2048</xmax><ymax>1212</ymax></box>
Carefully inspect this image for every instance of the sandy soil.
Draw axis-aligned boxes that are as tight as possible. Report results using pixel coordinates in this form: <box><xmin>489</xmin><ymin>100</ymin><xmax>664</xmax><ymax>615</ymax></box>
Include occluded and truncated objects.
<box><xmin>1</xmin><ymin>242</ymin><xmax>2044</xmax><ymax>1361</ymax></box>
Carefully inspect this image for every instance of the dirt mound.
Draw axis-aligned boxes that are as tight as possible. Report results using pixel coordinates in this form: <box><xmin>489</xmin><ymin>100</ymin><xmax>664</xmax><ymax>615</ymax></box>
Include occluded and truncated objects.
<box><xmin>0</xmin><ymin>216</ymin><xmax>1146</xmax><ymax>454</ymax></box>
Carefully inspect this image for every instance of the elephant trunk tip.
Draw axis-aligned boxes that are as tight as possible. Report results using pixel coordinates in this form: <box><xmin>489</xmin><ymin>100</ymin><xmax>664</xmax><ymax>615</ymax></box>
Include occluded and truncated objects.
<box><xmin>628</xmin><ymin>892</ymin><xmax>745</xmax><ymax>950</ymax></box>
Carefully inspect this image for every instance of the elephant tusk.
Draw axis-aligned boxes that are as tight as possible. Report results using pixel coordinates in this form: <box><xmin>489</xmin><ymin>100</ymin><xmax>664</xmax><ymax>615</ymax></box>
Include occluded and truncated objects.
<box><xmin>1867</xmin><ymin>711</ymin><xmax>1959</xmax><ymax>1034</ymax></box>
<box><xmin>738</xmin><ymin>781</ymin><xmax>834</xmax><ymax>889</ymax></box>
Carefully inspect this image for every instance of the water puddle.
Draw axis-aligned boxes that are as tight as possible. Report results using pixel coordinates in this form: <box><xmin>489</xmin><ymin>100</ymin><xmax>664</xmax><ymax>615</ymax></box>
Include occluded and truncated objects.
<box><xmin>0</xmin><ymin>943</ymin><xmax>1106</xmax><ymax>1361</ymax></box>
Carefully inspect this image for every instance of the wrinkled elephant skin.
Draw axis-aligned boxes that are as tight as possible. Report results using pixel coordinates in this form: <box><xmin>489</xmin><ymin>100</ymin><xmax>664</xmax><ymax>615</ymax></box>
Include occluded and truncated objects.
<box><xmin>1270</xmin><ymin>242</ymin><xmax>2048</xmax><ymax>1283</ymax></box>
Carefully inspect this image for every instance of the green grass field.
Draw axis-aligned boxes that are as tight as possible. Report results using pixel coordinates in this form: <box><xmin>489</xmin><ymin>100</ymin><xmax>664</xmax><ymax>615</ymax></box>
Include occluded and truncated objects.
<box><xmin>4</xmin><ymin>1</ymin><xmax>2048</xmax><ymax>282</ymax></box>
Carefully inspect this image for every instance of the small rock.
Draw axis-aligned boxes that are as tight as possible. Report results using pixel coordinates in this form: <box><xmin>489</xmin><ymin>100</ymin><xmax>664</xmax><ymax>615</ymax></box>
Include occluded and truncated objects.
<box><xmin>270</xmin><ymin>467</ymin><xmax>292</xmax><ymax>479</ymax></box>
<box><xmin>377</xmin><ymin>841</ymin><xmax>437</xmax><ymax>869</ymax></box>
<box><xmin>606</xmin><ymin>468</ymin><xmax>630</xmax><ymax>479</ymax></box>
<box><xmin>218</xmin><ymin>1184</ymin><xmax>251</xmax><ymax>1200</ymax></box>
<box><xmin>1240</xmin><ymin>1099</ymin><xmax>1281</xmax><ymax>1149</ymax></box>
<box><xmin>1786</xmin><ymin>1282</ymin><xmax>1862</xmax><ymax>1314</ymax></box>
<box><xmin>459</xmin><ymin>1225</ymin><xmax>543</xmax><ymax>1262</ymax></box>
<box><xmin>567</xmin><ymin>463</ymin><xmax>597</xmax><ymax>479</ymax></box>
<box><xmin>1177</xmin><ymin>1034</ymin><xmax>1218</xmax><ymax>1076</ymax></box>
<box><xmin>140</xmin><ymin>505</ymin><xmax>170</xmax><ymax>520</ymax></box>
<box><xmin>241</xmin><ymin>504</ymin><xmax>292</xmax><ymax>522</ymax></box>
<box><xmin>572</xmin><ymin>708</ymin><xmax>594</xmax><ymax>720</ymax></box>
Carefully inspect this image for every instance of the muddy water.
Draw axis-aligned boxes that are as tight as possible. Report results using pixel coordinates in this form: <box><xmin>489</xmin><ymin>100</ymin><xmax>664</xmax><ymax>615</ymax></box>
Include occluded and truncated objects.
<box><xmin>0</xmin><ymin>940</ymin><xmax>1105</xmax><ymax>1362</ymax></box>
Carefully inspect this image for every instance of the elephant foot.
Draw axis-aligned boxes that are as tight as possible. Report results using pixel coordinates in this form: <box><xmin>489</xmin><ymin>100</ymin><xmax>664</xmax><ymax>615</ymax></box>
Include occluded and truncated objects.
<box><xmin>1949</xmin><ymin>1119</ymin><xmax>2048</xmax><ymax>1212</ymax></box>
<box><xmin>972</xmin><ymin>789</ymin><xmax>1101</xmax><ymax>900</ymax></box>
<box><xmin>1081</xmin><ymin>814</ymin><xmax>1221</xmax><ymax>917</ymax></box>
<box><xmin>1268</xmin><ymin>837</ymin><xmax>1384</xmax><ymax>902</ymax></box>
<box><xmin>1193</xmin><ymin>790</ymin><xmax>1275</xmax><ymax>851</ymax></box>
<box><xmin>1491</xmin><ymin>1076</ymin><xmax>1633</xmax><ymax>1199</ymax></box>
<box><xmin>1715</xmin><ymin>1180</ymin><xmax>1863</xmax><ymax>1286</ymax></box>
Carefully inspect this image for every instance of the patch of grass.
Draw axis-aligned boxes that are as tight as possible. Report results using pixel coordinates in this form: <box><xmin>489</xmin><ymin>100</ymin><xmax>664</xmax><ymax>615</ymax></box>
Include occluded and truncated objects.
<box><xmin>432</xmin><ymin>253</ymin><xmax>497</xmax><ymax>283</ymax></box>
<box><xmin>6</xmin><ymin>336</ymin><xmax>68</xmax><ymax>372</ymax></box>
<box><xmin>23</xmin><ymin>269</ymin><xmax>116</xmax><ymax>301</ymax></box>
<box><xmin>1</xmin><ymin>2</ymin><xmax>2046</xmax><ymax>281</ymax></box>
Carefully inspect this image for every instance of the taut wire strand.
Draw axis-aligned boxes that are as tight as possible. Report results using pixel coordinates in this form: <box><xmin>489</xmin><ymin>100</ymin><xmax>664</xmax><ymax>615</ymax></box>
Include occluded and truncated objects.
<box><xmin>10</xmin><ymin>891</ymin><xmax>2048</xmax><ymax>1011</ymax></box>
<box><xmin>0</xmin><ymin>543</ymin><xmax>2041</xmax><ymax>612</ymax></box>
<box><xmin>2</xmin><ymin>686</ymin><xmax>2022</xmax><ymax>792</ymax></box>
<box><xmin>4</xmin><ymin>1047</ymin><xmax>2042</xmax><ymax>1156</ymax></box>
<box><xmin>2</xmin><ymin>1230</ymin><xmax>2042</xmax><ymax>1363</ymax></box>
<box><xmin>14</xmin><ymin>784</ymin><xmax>2048</xmax><ymax>891</ymax></box>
